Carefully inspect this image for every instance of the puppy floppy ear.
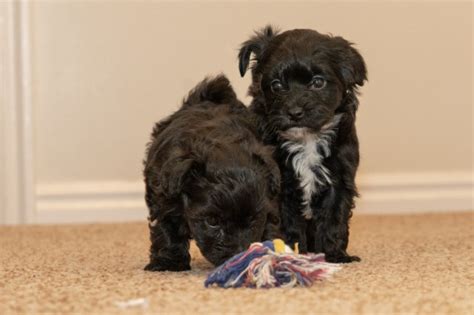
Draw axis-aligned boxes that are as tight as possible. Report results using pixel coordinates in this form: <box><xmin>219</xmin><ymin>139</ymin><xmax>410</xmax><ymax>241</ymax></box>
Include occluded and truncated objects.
<box><xmin>238</xmin><ymin>25</ymin><xmax>278</xmax><ymax>77</ymax></box>
<box><xmin>160</xmin><ymin>155</ymin><xmax>203</xmax><ymax>197</ymax></box>
<box><xmin>332</xmin><ymin>37</ymin><xmax>367</xmax><ymax>88</ymax></box>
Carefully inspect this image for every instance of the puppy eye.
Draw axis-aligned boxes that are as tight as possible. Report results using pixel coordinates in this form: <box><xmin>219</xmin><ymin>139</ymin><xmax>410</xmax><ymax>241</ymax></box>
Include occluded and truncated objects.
<box><xmin>270</xmin><ymin>79</ymin><xmax>284</xmax><ymax>93</ymax></box>
<box><xmin>309</xmin><ymin>75</ymin><xmax>326</xmax><ymax>90</ymax></box>
<box><xmin>205</xmin><ymin>217</ymin><xmax>219</xmax><ymax>229</ymax></box>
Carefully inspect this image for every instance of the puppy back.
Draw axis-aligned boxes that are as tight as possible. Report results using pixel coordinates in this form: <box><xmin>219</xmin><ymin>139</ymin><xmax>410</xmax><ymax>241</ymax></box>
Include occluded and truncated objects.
<box><xmin>183</xmin><ymin>75</ymin><xmax>241</xmax><ymax>108</ymax></box>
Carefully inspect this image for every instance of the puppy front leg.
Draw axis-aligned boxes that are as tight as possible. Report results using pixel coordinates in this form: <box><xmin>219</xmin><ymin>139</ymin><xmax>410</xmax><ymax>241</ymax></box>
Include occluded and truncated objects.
<box><xmin>281</xmin><ymin>203</ymin><xmax>308</xmax><ymax>252</ymax></box>
<box><xmin>310</xmin><ymin>186</ymin><xmax>360</xmax><ymax>263</ymax></box>
<box><xmin>145</xmin><ymin>214</ymin><xmax>191</xmax><ymax>271</ymax></box>
<box><xmin>262</xmin><ymin>204</ymin><xmax>282</xmax><ymax>240</ymax></box>
<box><xmin>144</xmin><ymin>187</ymin><xmax>191</xmax><ymax>271</ymax></box>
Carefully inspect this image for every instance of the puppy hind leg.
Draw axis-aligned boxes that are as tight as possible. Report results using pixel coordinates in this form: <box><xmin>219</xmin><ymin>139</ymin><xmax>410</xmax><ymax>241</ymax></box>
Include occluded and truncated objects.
<box><xmin>310</xmin><ymin>196</ymin><xmax>360</xmax><ymax>263</ymax></box>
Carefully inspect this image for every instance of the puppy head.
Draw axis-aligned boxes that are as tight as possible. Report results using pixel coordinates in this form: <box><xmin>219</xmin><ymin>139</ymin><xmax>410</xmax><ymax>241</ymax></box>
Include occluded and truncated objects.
<box><xmin>162</xmin><ymin>154</ymin><xmax>280</xmax><ymax>266</ymax></box>
<box><xmin>239</xmin><ymin>26</ymin><xmax>367</xmax><ymax>133</ymax></box>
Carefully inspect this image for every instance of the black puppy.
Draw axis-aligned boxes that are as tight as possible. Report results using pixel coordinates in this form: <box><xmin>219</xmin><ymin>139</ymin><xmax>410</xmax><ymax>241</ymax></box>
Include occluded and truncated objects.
<box><xmin>143</xmin><ymin>75</ymin><xmax>280</xmax><ymax>271</ymax></box>
<box><xmin>239</xmin><ymin>26</ymin><xmax>367</xmax><ymax>263</ymax></box>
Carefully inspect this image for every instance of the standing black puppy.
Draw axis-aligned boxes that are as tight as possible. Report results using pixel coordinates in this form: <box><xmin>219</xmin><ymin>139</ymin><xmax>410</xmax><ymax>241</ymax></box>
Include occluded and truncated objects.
<box><xmin>238</xmin><ymin>26</ymin><xmax>367</xmax><ymax>263</ymax></box>
<box><xmin>143</xmin><ymin>75</ymin><xmax>281</xmax><ymax>271</ymax></box>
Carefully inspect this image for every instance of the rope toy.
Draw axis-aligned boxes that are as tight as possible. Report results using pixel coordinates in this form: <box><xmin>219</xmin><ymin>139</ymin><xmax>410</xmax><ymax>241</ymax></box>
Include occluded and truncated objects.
<box><xmin>204</xmin><ymin>239</ymin><xmax>341</xmax><ymax>288</ymax></box>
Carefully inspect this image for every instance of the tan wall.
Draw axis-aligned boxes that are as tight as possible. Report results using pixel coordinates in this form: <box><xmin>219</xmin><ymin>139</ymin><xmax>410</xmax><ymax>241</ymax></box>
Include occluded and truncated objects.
<box><xmin>30</xmin><ymin>1</ymin><xmax>473</xmax><ymax>184</ymax></box>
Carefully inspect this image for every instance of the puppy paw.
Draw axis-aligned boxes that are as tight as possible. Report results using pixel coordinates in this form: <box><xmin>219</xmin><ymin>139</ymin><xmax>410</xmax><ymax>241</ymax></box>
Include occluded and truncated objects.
<box><xmin>144</xmin><ymin>259</ymin><xmax>191</xmax><ymax>272</ymax></box>
<box><xmin>325</xmin><ymin>254</ymin><xmax>361</xmax><ymax>264</ymax></box>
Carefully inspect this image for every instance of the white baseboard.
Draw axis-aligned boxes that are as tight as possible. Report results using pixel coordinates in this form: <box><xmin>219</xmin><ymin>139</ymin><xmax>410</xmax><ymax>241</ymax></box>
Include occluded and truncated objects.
<box><xmin>356</xmin><ymin>171</ymin><xmax>473</xmax><ymax>214</ymax></box>
<box><xmin>36</xmin><ymin>181</ymin><xmax>147</xmax><ymax>224</ymax></box>
<box><xmin>35</xmin><ymin>171</ymin><xmax>473</xmax><ymax>224</ymax></box>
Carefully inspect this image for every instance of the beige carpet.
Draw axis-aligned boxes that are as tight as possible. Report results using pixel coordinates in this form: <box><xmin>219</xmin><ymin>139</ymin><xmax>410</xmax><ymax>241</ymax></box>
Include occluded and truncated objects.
<box><xmin>1</xmin><ymin>212</ymin><xmax>473</xmax><ymax>315</ymax></box>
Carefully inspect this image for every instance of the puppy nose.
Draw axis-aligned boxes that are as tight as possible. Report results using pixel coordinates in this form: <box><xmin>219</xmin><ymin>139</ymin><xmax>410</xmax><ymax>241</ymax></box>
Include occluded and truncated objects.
<box><xmin>288</xmin><ymin>107</ymin><xmax>304</xmax><ymax>120</ymax></box>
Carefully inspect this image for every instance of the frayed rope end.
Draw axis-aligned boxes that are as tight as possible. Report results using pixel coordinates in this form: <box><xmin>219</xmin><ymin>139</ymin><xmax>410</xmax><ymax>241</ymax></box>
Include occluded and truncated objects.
<box><xmin>205</xmin><ymin>239</ymin><xmax>341</xmax><ymax>289</ymax></box>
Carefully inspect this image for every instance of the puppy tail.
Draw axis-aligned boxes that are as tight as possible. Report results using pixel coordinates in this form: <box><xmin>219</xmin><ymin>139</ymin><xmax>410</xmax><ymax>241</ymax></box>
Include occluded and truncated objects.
<box><xmin>183</xmin><ymin>74</ymin><xmax>239</xmax><ymax>107</ymax></box>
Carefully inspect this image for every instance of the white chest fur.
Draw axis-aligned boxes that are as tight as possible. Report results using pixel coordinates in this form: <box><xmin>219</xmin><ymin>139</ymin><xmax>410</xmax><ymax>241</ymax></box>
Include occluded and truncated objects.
<box><xmin>280</xmin><ymin>115</ymin><xmax>342</xmax><ymax>219</ymax></box>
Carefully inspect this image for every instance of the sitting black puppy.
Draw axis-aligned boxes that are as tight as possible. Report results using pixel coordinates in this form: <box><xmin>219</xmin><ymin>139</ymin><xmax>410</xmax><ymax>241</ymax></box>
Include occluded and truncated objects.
<box><xmin>143</xmin><ymin>75</ymin><xmax>280</xmax><ymax>271</ymax></box>
<box><xmin>238</xmin><ymin>26</ymin><xmax>367</xmax><ymax>263</ymax></box>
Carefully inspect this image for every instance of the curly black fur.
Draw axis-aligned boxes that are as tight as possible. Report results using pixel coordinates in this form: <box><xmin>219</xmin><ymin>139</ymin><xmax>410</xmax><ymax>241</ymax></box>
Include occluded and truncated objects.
<box><xmin>143</xmin><ymin>75</ymin><xmax>281</xmax><ymax>271</ymax></box>
<box><xmin>239</xmin><ymin>26</ymin><xmax>367</xmax><ymax>263</ymax></box>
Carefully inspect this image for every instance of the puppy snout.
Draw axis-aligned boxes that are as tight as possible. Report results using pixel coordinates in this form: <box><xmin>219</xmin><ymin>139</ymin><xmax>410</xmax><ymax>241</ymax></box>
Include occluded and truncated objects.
<box><xmin>288</xmin><ymin>107</ymin><xmax>304</xmax><ymax>120</ymax></box>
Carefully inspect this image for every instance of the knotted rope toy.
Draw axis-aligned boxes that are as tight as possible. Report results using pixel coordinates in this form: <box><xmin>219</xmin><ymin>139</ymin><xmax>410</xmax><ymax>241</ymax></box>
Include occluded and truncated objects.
<box><xmin>204</xmin><ymin>239</ymin><xmax>341</xmax><ymax>288</ymax></box>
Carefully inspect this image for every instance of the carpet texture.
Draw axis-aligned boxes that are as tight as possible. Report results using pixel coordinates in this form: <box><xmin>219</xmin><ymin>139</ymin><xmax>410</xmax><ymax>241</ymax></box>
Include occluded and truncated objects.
<box><xmin>1</xmin><ymin>212</ymin><xmax>473</xmax><ymax>314</ymax></box>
